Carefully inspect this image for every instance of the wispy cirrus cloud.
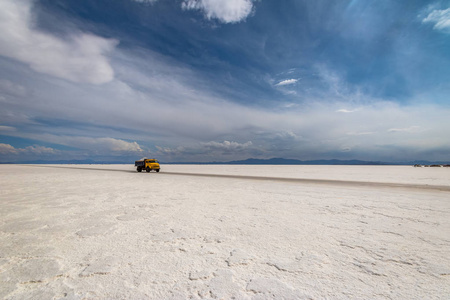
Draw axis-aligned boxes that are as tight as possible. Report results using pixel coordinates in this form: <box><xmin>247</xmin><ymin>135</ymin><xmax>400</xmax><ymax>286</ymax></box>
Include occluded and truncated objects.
<box><xmin>130</xmin><ymin>0</ymin><xmax>158</xmax><ymax>3</ymax></box>
<box><xmin>388</xmin><ymin>126</ymin><xmax>422</xmax><ymax>133</ymax></box>
<box><xmin>275</xmin><ymin>79</ymin><xmax>298</xmax><ymax>86</ymax></box>
<box><xmin>182</xmin><ymin>0</ymin><xmax>255</xmax><ymax>23</ymax></box>
<box><xmin>423</xmin><ymin>8</ymin><xmax>450</xmax><ymax>32</ymax></box>
<box><xmin>131</xmin><ymin>0</ymin><xmax>255</xmax><ymax>23</ymax></box>
<box><xmin>336</xmin><ymin>108</ymin><xmax>360</xmax><ymax>113</ymax></box>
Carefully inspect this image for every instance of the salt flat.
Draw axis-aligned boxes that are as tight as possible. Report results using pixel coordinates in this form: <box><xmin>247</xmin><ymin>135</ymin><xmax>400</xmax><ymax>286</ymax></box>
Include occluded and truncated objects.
<box><xmin>0</xmin><ymin>164</ymin><xmax>449</xmax><ymax>299</ymax></box>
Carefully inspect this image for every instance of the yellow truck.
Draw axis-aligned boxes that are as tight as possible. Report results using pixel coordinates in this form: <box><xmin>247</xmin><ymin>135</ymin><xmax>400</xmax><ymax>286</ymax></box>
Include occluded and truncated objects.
<box><xmin>135</xmin><ymin>159</ymin><xmax>160</xmax><ymax>172</ymax></box>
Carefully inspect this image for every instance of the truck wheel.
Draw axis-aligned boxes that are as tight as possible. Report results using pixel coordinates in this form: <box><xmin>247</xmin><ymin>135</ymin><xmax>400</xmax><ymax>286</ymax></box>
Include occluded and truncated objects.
<box><xmin>146</xmin><ymin>167</ymin><xmax>150</xmax><ymax>172</ymax></box>
<box><xmin>137</xmin><ymin>167</ymin><xmax>142</xmax><ymax>172</ymax></box>
<box><xmin>156</xmin><ymin>169</ymin><xmax>160</xmax><ymax>172</ymax></box>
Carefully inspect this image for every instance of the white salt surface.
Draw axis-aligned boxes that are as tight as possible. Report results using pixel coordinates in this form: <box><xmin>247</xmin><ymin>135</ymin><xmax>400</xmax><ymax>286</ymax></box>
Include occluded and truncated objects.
<box><xmin>1</xmin><ymin>164</ymin><xmax>449</xmax><ymax>299</ymax></box>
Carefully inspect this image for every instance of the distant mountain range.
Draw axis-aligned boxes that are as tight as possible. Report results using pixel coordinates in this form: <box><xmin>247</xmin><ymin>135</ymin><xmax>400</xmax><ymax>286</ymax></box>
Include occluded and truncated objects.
<box><xmin>3</xmin><ymin>157</ymin><xmax>448</xmax><ymax>165</ymax></box>
<box><xmin>168</xmin><ymin>158</ymin><xmax>449</xmax><ymax>165</ymax></box>
<box><xmin>217</xmin><ymin>158</ymin><xmax>389</xmax><ymax>165</ymax></box>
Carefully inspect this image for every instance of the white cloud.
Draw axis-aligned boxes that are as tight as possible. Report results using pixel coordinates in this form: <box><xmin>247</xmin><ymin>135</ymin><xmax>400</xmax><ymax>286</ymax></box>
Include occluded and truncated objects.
<box><xmin>156</xmin><ymin>146</ymin><xmax>185</xmax><ymax>155</ymax></box>
<box><xmin>202</xmin><ymin>140</ymin><xmax>253</xmax><ymax>151</ymax></box>
<box><xmin>275</xmin><ymin>79</ymin><xmax>298</xmax><ymax>86</ymax></box>
<box><xmin>182</xmin><ymin>0</ymin><xmax>254</xmax><ymax>23</ymax></box>
<box><xmin>131</xmin><ymin>0</ymin><xmax>158</xmax><ymax>3</ymax></box>
<box><xmin>91</xmin><ymin>138</ymin><xmax>143</xmax><ymax>152</ymax></box>
<box><xmin>24</xmin><ymin>145</ymin><xmax>60</xmax><ymax>155</ymax></box>
<box><xmin>0</xmin><ymin>143</ymin><xmax>59</xmax><ymax>155</ymax></box>
<box><xmin>336</xmin><ymin>108</ymin><xmax>359</xmax><ymax>113</ymax></box>
<box><xmin>2</xmin><ymin>43</ymin><xmax>450</xmax><ymax>162</ymax></box>
<box><xmin>0</xmin><ymin>0</ymin><xmax>118</xmax><ymax>84</ymax></box>
<box><xmin>0</xmin><ymin>143</ymin><xmax>18</xmax><ymax>155</ymax></box>
<box><xmin>346</xmin><ymin>132</ymin><xmax>374</xmax><ymax>136</ymax></box>
<box><xmin>388</xmin><ymin>126</ymin><xmax>422</xmax><ymax>133</ymax></box>
<box><xmin>423</xmin><ymin>8</ymin><xmax>450</xmax><ymax>32</ymax></box>
<box><xmin>0</xmin><ymin>132</ymin><xmax>143</xmax><ymax>155</ymax></box>
<box><xmin>45</xmin><ymin>136</ymin><xmax>143</xmax><ymax>153</ymax></box>
<box><xmin>275</xmin><ymin>131</ymin><xmax>301</xmax><ymax>140</ymax></box>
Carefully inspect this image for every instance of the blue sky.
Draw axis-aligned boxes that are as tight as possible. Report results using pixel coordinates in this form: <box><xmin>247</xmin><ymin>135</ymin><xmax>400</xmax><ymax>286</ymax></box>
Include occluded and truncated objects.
<box><xmin>1</xmin><ymin>0</ymin><xmax>449</xmax><ymax>163</ymax></box>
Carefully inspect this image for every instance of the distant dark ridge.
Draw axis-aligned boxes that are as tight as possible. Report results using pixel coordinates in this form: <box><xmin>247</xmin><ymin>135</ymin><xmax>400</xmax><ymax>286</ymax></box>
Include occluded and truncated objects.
<box><xmin>2</xmin><ymin>158</ymin><xmax>449</xmax><ymax>165</ymax></box>
<box><xmin>223</xmin><ymin>158</ymin><xmax>389</xmax><ymax>165</ymax></box>
<box><xmin>0</xmin><ymin>160</ymin><xmax>433</xmax><ymax>166</ymax></box>
<box><xmin>167</xmin><ymin>158</ymin><xmax>448</xmax><ymax>166</ymax></box>
<box><xmin>164</xmin><ymin>158</ymin><xmax>450</xmax><ymax>166</ymax></box>
<box><xmin>166</xmin><ymin>158</ymin><xmax>388</xmax><ymax>165</ymax></box>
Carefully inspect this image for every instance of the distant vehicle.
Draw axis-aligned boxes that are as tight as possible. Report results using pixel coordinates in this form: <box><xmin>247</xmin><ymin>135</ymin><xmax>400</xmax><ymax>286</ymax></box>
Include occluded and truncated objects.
<box><xmin>135</xmin><ymin>159</ymin><xmax>160</xmax><ymax>173</ymax></box>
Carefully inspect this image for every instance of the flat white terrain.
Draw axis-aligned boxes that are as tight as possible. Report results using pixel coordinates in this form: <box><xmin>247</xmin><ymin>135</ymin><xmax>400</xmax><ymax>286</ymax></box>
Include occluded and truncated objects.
<box><xmin>0</xmin><ymin>164</ymin><xmax>449</xmax><ymax>299</ymax></box>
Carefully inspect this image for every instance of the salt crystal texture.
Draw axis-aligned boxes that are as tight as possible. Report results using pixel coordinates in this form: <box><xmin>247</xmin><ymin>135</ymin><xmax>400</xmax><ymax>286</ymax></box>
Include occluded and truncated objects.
<box><xmin>0</xmin><ymin>164</ymin><xmax>449</xmax><ymax>299</ymax></box>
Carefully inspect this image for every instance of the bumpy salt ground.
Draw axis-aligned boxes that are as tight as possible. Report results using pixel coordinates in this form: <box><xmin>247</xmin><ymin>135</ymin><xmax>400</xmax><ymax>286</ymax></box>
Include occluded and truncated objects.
<box><xmin>0</xmin><ymin>164</ymin><xmax>449</xmax><ymax>299</ymax></box>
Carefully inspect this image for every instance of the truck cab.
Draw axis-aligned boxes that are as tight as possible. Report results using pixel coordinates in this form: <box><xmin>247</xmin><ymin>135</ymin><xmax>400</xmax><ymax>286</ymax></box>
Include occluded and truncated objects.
<box><xmin>135</xmin><ymin>159</ymin><xmax>160</xmax><ymax>173</ymax></box>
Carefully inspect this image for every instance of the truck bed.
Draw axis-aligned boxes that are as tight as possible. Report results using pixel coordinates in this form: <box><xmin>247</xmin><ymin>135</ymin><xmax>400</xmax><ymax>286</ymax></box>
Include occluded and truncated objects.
<box><xmin>135</xmin><ymin>161</ymin><xmax>145</xmax><ymax>167</ymax></box>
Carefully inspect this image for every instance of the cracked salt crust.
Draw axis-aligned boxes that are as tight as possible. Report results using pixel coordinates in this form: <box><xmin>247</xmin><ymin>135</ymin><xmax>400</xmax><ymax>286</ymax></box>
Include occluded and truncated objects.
<box><xmin>0</xmin><ymin>164</ymin><xmax>449</xmax><ymax>299</ymax></box>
